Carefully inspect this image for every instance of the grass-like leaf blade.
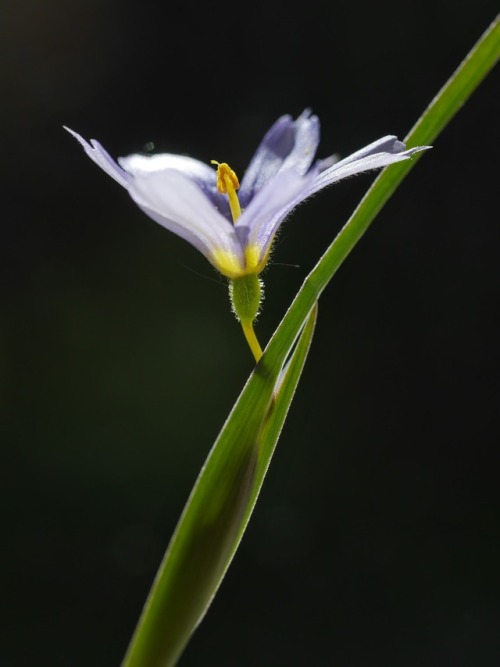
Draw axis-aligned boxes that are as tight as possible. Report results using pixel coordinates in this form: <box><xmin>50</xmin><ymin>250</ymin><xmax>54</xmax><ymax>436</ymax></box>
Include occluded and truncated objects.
<box><xmin>122</xmin><ymin>16</ymin><xmax>498</xmax><ymax>667</ymax></box>
<box><xmin>263</xmin><ymin>16</ymin><xmax>499</xmax><ymax>370</ymax></box>
<box><xmin>122</xmin><ymin>305</ymin><xmax>318</xmax><ymax>667</ymax></box>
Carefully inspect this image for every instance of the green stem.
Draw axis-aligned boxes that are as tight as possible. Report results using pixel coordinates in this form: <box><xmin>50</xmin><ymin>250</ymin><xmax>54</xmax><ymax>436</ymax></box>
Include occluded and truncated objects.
<box><xmin>264</xmin><ymin>16</ymin><xmax>500</xmax><ymax>368</ymax></box>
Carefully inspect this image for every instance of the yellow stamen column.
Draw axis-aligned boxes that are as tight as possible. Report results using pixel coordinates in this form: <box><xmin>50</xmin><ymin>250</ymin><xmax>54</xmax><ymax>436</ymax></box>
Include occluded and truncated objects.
<box><xmin>211</xmin><ymin>161</ymin><xmax>242</xmax><ymax>222</ymax></box>
<box><xmin>211</xmin><ymin>161</ymin><xmax>263</xmax><ymax>363</ymax></box>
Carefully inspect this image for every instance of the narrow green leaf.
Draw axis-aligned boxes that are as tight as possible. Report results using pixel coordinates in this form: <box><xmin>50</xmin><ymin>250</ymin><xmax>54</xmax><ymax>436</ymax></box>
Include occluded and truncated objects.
<box><xmin>122</xmin><ymin>16</ymin><xmax>498</xmax><ymax>667</ymax></box>
<box><xmin>122</xmin><ymin>305</ymin><xmax>318</xmax><ymax>667</ymax></box>
<box><xmin>263</xmin><ymin>15</ymin><xmax>499</xmax><ymax>371</ymax></box>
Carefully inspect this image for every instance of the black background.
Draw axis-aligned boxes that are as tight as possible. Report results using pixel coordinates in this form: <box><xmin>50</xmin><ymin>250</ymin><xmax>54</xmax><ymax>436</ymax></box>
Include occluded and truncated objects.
<box><xmin>2</xmin><ymin>2</ymin><xmax>499</xmax><ymax>666</ymax></box>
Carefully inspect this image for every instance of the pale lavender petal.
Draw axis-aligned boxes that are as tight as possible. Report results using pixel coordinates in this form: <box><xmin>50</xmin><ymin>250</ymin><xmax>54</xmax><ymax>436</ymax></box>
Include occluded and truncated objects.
<box><xmin>317</xmin><ymin>153</ymin><xmax>340</xmax><ymax>171</ymax></box>
<box><xmin>335</xmin><ymin>136</ymin><xmax>408</xmax><ymax>166</ymax></box>
<box><xmin>310</xmin><ymin>138</ymin><xmax>431</xmax><ymax>195</ymax></box>
<box><xmin>239</xmin><ymin>109</ymin><xmax>320</xmax><ymax>205</ymax></box>
<box><xmin>237</xmin><ymin>167</ymin><xmax>319</xmax><ymax>264</ymax></box>
<box><xmin>118</xmin><ymin>152</ymin><xmax>230</xmax><ymax>219</ymax></box>
<box><xmin>64</xmin><ymin>127</ymin><xmax>129</xmax><ymax>187</ymax></box>
<box><xmin>128</xmin><ymin>170</ymin><xmax>244</xmax><ymax>269</ymax></box>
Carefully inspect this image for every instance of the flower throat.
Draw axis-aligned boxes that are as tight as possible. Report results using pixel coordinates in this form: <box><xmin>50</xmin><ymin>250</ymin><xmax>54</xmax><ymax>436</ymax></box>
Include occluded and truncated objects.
<box><xmin>211</xmin><ymin>160</ymin><xmax>263</xmax><ymax>362</ymax></box>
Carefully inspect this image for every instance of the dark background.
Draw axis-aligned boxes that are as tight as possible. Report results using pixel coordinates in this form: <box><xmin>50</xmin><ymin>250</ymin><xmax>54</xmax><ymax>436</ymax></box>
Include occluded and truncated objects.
<box><xmin>2</xmin><ymin>2</ymin><xmax>499</xmax><ymax>666</ymax></box>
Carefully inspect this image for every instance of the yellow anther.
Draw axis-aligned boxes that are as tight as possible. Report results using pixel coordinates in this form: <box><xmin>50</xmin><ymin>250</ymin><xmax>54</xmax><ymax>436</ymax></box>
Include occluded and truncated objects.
<box><xmin>211</xmin><ymin>160</ymin><xmax>242</xmax><ymax>222</ymax></box>
<box><xmin>211</xmin><ymin>160</ymin><xmax>240</xmax><ymax>194</ymax></box>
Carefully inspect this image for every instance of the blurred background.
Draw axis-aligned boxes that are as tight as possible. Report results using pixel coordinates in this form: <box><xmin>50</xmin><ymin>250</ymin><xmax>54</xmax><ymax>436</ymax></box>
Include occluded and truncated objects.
<box><xmin>2</xmin><ymin>1</ymin><xmax>499</xmax><ymax>665</ymax></box>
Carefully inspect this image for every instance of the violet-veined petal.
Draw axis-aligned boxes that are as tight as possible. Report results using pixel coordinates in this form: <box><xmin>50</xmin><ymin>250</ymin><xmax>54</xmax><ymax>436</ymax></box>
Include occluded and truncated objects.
<box><xmin>334</xmin><ymin>135</ymin><xmax>409</xmax><ymax>166</ymax></box>
<box><xmin>278</xmin><ymin>109</ymin><xmax>321</xmax><ymax>173</ymax></box>
<box><xmin>309</xmin><ymin>142</ymin><xmax>430</xmax><ymax>195</ymax></box>
<box><xmin>119</xmin><ymin>152</ymin><xmax>230</xmax><ymax>218</ymax></box>
<box><xmin>128</xmin><ymin>170</ymin><xmax>244</xmax><ymax>273</ymax></box>
<box><xmin>64</xmin><ymin>127</ymin><xmax>130</xmax><ymax>187</ymax></box>
<box><xmin>238</xmin><ymin>167</ymin><xmax>319</xmax><ymax>266</ymax></box>
<box><xmin>239</xmin><ymin>110</ymin><xmax>320</xmax><ymax>206</ymax></box>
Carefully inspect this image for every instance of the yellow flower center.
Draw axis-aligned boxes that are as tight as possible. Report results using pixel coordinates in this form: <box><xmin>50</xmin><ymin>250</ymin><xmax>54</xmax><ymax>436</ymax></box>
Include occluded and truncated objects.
<box><xmin>211</xmin><ymin>161</ymin><xmax>264</xmax><ymax>362</ymax></box>
<box><xmin>210</xmin><ymin>160</ymin><xmax>267</xmax><ymax>278</ymax></box>
<box><xmin>211</xmin><ymin>160</ymin><xmax>242</xmax><ymax>223</ymax></box>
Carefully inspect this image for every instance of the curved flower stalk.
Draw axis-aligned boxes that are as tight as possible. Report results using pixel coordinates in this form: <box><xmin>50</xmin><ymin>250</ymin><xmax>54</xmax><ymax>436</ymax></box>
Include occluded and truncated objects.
<box><xmin>65</xmin><ymin>111</ymin><xmax>430</xmax><ymax>360</ymax></box>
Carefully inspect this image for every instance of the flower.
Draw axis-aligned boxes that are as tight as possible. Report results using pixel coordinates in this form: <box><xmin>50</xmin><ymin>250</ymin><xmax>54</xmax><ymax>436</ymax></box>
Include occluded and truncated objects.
<box><xmin>64</xmin><ymin>110</ymin><xmax>430</xmax><ymax>281</ymax></box>
<box><xmin>65</xmin><ymin>111</ymin><xmax>430</xmax><ymax>361</ymax></box>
